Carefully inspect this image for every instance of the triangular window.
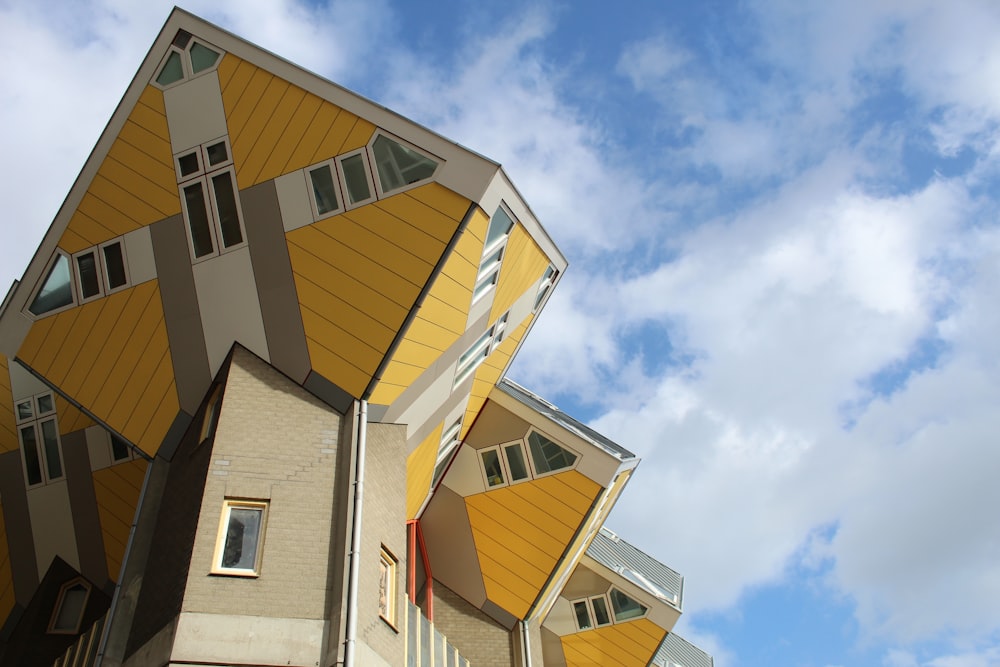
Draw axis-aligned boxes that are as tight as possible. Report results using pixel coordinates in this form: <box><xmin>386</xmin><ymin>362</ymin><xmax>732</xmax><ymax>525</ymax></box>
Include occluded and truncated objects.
<box><xmin>527</xmin><ymin>430</ymin><xmax>577</xmax><ymax>475</ymax></box>
<box><xmin>29</xmin><ymin>253</ymin><xmax>74</xmax><ymax>316</ymax></box>
<box><xmin>370</xmin><ymin>134</ymin><xmax>439</xmax><ymax>195</ymax></box>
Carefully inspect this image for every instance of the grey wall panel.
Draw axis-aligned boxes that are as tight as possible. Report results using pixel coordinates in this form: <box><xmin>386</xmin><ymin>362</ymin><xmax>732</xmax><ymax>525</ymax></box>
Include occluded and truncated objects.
<box><xmin>61</xmin><ymin>430</ymin><xmax>109</xmax><ymax>587</ymax></box>
<box><xmin>0</xmin><ymin>450</ymin><xmax>38</xmax><ymax>603</ymax></box>
<box><xmin>241</xmin><ymin>181</ymin><xmax>311</xmax><ymax>383</ymax></box>
<box><xmin>150</xmin><ymin>215</ymin><xmax>212</xmax><ymax>415</ymax></box>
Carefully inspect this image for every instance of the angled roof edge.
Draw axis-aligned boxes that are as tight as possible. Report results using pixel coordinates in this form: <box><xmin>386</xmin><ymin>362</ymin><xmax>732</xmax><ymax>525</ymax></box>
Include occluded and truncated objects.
<box><xmin>586</xmin><ymin>526</ymin><xmax>684</xmax><ymax>611</ymax></box>
<box><xmin>495</xmin><ymin>378</ymin><xmax>637</xmax><ymax>462</ymax></box>
<box><xmin>653</xmin><ymin>631</ymin><xmax>715</xmax><ymax>667</ymax></box>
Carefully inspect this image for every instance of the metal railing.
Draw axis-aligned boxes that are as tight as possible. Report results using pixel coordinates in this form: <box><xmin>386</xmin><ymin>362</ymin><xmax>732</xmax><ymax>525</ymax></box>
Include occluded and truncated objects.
<box><xmin>406</xmin><ymin>600</ymin><xmax>471</xmax><ymax>667</ymax></box>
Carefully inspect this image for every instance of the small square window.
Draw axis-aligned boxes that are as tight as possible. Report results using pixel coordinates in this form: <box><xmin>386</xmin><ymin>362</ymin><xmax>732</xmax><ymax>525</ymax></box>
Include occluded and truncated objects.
<box><xmin>177</xmin><ymin>150</ymin><xmax>202</xmax><ymax>179</ymax></box>
<box><xmin>212</xmin><ymin>500</ymin><xmax>267</xmax><ymax>576</ymax></box>
<box><xmin>378</xmin><ymin>546</ymin><xmax>398</xmax><ymax>625</ymax></box>
<box><xmin>15</xmin><ymin>400</ymin><xmax>33</xmax><ymax>423</ymax></box>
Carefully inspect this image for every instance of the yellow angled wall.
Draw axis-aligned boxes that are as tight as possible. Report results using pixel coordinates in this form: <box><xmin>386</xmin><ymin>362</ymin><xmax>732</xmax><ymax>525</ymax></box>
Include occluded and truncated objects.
<box><xmin>0</xmin><ymin>355</ymin><xmax>15</xmax><ymax>454</ymax></box>
<box><xmin>59</xmin><ymin>86</ymin><xmax>178</xmax><ymax>254</ymax></box>
<box><xmin>16</xmin><ymin>281</ymin><xmax>178</xmax><ymax>456</ymax></box>
<box><xmin>407</xmin><ymin>423</ymin><xmax>442</xmax><ymax>519</ymax></box>
<box><xmin>562</xmin><ymin>618</ymin><xmax>667</xmax><ymax>667</ymax></box>
<box><xmin>93</xmin><ymin>459</ymin><xmax>147</xmax><ymax>582</ymax></box>
<box><xmin>217</xmin><ymin>54</ymin><xmax>377</xmax><ymax>190</ymax></box>
<box><xmin>466</xmin><ymin>469</ymin><xmax>601</xmax><ymax>620</ymax></box>
<box><xmin>489</xmin><ymin>225</ymin><xmax>551</xmax><ymax>325</ymax></box>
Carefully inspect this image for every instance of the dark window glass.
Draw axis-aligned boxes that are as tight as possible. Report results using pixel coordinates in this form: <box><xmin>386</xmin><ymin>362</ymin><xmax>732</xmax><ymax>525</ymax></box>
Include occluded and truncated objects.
<box><xmin>309</xmin><ymin>166</ymin><xmax>340</xmax><ymax>214</ymax></box>
<box><xmin>76</xmin><ymin>251</ymin><xmax>101</xmax><ymax>298</ymax></box>
<box><xmin>480</xmin><ymin>449</ymin><xmax>505</xmax><ymax>488</ymax></box>
<box><xmin>29</xmin><ymin>254</ymin><xmax>74</xmax><ymax>316</ymax></box>
<box><xmin>591</xmin><ymin>596</ymin><xmax>611</xmax><ymax>626</ymax></box>
<box><xmin>183</xmin><ymin>182</ymin><xmax>215</xmax><ymax>257</ymax></box>
<box><xmin>51</xmin><ymin>583</ymin><xmax>88</xmax><ymax>633</ymax></box>
<box><xmin>212</xmin><ymin>172</ymin><xmax>243</xmax><ymax>247</ymax></box>
<box><xmin>156</xmin><ymin>51</ymin><xmax>184</xmax><ymax>86</ymax></box>
<box><xmin>573</xmin><ymin>601</ymin><xmax>592</xmax><ymax>630</ymax></box>
<box><xmin>504</xmin><ymin>443</ymin><xmax>529</xmax><ymax>481</ymax></box>
<box><xmin>178</xmin><ymin>151</ymin><xmax>201</xmax><ymax>177</ymax></box>
<box><xmin>103</xmin><ymin>243</ymin><xmax>127</xmax><ymax>289</ymax></box>
<box><xmin>16</xmin><ymin>400</ymin><xmax>32</xmax><ymax>421</ymax></box>
<box><xmin>36</xmin><ymin>394</ymin><xmax>54</xmax><ymax>415</ymax></box>
<box><xmin>190</xmin><ymin>42</ymin><xmax>221</xmax><ymax>73</ymax></box>
<box><xmin>41</xmin><ymin>420</ymin><xmax>62</xmax><ymax>480</ymax></box>
<box><xmin>610</xmin><ymin>588</ymin><xmax>648</xmax><ymax>621</ymax></box>
<box><xmin>340</xmin><ymin>154</ymin><xmax>371</xmax><ymax>204</ymax></box>
<box><xmin>372</xmin><ymin>135</ymin><xmax>438</xmax><ymax>193</ymax></box>
<box><xmin>20</xmin><ymin>426</ymin><xmax>42</xmax><ymax>486</ymax></box>
<box><xmin>222</xmin><ymin>507</ymin><xmax>261</xmax><ymax>569</ymax></box>
<box><xmin>205</xmin><ymin>141</ymin><xmax>228</xmax><ymax>166</ymax></box>
<box><xmin>110</xmin><ymin>435</ymin><xmax>130</xmax><ymax>461</ymax></box>
<box><xmin>528</xmin><ymin>431</ymin><xmax>577</xmax><ymax>474</ymax></box>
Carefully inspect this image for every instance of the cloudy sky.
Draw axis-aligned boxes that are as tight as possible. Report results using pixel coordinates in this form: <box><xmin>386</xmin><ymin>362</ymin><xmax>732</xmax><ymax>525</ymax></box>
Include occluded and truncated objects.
<box><xmin>2</xmin><ymin>1</ymin><xmax>999</xmax><ymax>666</ymax></box>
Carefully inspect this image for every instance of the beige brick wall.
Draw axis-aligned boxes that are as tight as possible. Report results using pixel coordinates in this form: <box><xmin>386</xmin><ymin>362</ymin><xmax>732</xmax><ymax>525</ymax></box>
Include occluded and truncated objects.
<box><xmin>181</xmin><ymin>347</ymin><xmax>343</xmax><ymax>621</ymax></box>
<box><xmin>431</xmin><ymin>582</ymin><xmax>515</xmax><ymax>667</ymax></box>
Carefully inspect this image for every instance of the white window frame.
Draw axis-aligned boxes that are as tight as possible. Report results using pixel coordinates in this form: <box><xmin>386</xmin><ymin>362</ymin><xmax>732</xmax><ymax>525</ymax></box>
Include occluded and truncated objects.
<box><xmin>335</xmin><ymin>148</ymin><xmax>377</xmax><ymax>210</ymax></box>
<box><xmin>524</xmin><ymin>427</ymin><xmax>579</xmax><ymax>479</ymax></box>
<box><xmin>432</xmin><ymin>417</ymin><xmax>463</xmax><ymax>486</ymax></box>
<box><xmin>99</xmin><ymin>238</ymin><xmax>131</xmax><ymax>295</ymax></box>
<box><xmin>570</xmin><ymin>587</ymin><xmax>647</xmax><ymax>632</ymax></box>
<box><xmin>211</xmin><ymin>499</ymin><xmax>268</xmax><ymax>577</ymax></box>
<box><xmin>176</xmin><ymin>137</ymin><xmax>247</xmax><ymax>262</ymax></box>
<box><xmin>472</xmin><ymin>204</ymin><xmax>516</xmax><ymax>304</ymax></box>
<box><xmin>500</xmin><ymin>440</ymin><xmax>532</xmax><ymax>485</ymax></box>
<box><xmin>378</xmin><ymin>546</ymin><xmax>398</xmax><ymax>626</ymax></box>
<box><xmin>16</xmin><ymin>392</ymin><xmax>64</xmax><ymax>488</ymax></box>
<box><xmin>478</xmin><ymin>445</ymin><xmax>509</xmax><ymax>489</ymax></box>
<box><xmin>72</xmin><ymin>238</ymin><xmax>131</xmax><ymax>304</ymax></box>
<box><xmin>152</xmin><ymin>35</ymin><xmax>224</xmax><ymax>90</ymax></box>
<box><xmin>367</xmin><ymin>131</ymin><xmax>442</xmax><ymax>198</ymax></box>
<box><xmin>25</xmin><ymin>251</ymin><xmax>77</xmax><ymax>319</ymax></box>
<box><xmin>534</xmin><ymin>265</ymin><xmax>557</xmax><ymax>312</ymax></box>
<box><xmin>47</xmin><ymin>577</ymin><xmax>92</xmax><ymax>635</ymax></box>
<box><xmin>305</xmin><ymin>159</ymin><xmax>346</xmax><ymax>221</ymax></box>
<box><xmin>478</xmin><ymin>427</ymin><xmax>579</xmax><ymax>492</ymax></box>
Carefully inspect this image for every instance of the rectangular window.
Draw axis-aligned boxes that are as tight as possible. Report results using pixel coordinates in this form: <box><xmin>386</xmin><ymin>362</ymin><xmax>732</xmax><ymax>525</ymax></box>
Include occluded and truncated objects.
<box><xmin>212</xmin><ymin>499</ymin><xmax>267</xmax><ymax>576</ymax></box>
<box><xmin>378</xmin><ymin>546</ymin><xmax>398</xmax><ymax>625</ymax></box>
<box><xmin>336</xmin><ymin>149</ymin><xmax>376</xmax><ymax>208</ymax></box>
<box><xmin>101</xmin><ymin>241</ymin><xmax>129</xmax><ymax>292</ymax></box>
<box><xmin>503</xmin><ymin>442</ymin><xmax>530</xmax><ymax>482</ymax></box>
<box><xmin>308</xmin><ymin>162</ymin><xmax>343</xmax><ymax>217</ymax></box>
<box><xmin>16</xmin><ymin>392</ymin><xmax>64</xmax><ymax>487</ymax></box>
<box><xmin>432</xmin><ymin>417</ymin><xmax>463</xmax><ymax>486</ymax></box>
<box><xmin>176</xmin><ymin>138</ymin><xmax>246</xmax><ymax>261</ymax></box>
<box><xmin>109</xmin><ymin>434</ymin><xmax>132</xmax><ymax>462</ymax></box>
<box><xmin>479</xmin><ymin>447</ymin><xmax>506</xmax><ymax>488</ymax></box>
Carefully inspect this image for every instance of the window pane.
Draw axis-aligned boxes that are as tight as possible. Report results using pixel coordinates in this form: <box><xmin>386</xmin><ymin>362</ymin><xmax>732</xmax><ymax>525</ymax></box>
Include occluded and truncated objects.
<box><xmin>52</xmin><ymin>583</ymin><xmax>89</xmax><ymax>632</ymax></box>
<box><xmin>156</xmin><ymin>50</ymin><xmax>184</xmax><ymax>85</ymax></box>
<box><xmin>610</xmin><ymin>588</ymin><xmax>648</xmax><ymax>621</ymax></box>
<box><xmin>528</xmin><ymin>431</ymin><xmax>577</xmax><ymax>474</ymax></box>
<box><xmin>340</xmin><ymin>154</ymin><xmax>371</xmax><ymax>204</ymax></box>
<box><xmin>184</xmin><ymin>182</ymin><xmax>215</xmax><ymax>257</ymax></box>
<box><xmin>205</xmin><ymin>141</ymin><xmax>228</xmax><ymax>166</ymax></box>
<box><xmin>36</xmin><ymin>394</ymin><xmax>54</xmax><ymax>414</ymax></box>
<box><xmin>111</xmin><ymin>435</ymin><xmax>130</xmax><ymax>461</ymax></box>
<box><xmin>189</xmin><ymin>42</ymin><xmax>220</xmax><ymax>73</ymax></box>
<box><xmin>504</xmin><ymin>443</ymin><xmax>529</xmax><ymax>481</ymax></box>
<box><xmin>16</xmin><ymin>400</ymin><xmax>32</xmax><ymax>421</ymax></box>
<box><xmin>573</xmin><ymin>601</ymin><xmax>592</xmax><ymax>630</ymax></box>
<box><xmin>20</xmin><ymin>426</ymin><xmax>42</xmax><ymax>486</ymax></box>
<box><xmin>591</xmin><ymin>596</ymin><xmax>611</xmax><ymax>626</ymax></box>
<box><xmin>222</xmin><ymin>507</ymin><xmax>262</xmax><ymax>569</ymax></box>
<box><xmin>103</xmin><ymin>243</ymin><xmax>128</xmax><ymax>289</ymax></box>
<box><xmin>372</xmin><ymin>135</ymin><xmax>438</xmax><ymax>193</ymax></box>
<box><xmin>41</xmin><ymin>419</ymin><xmax>62</xmax><ymax>480</ymax></box>
<box><xmin>211</xmin><ymin>172</ymin><xmax>243</xmax><ymax>247</ymax></box>
<box><xmin>178</xmin><ymin>151</ymin><xmax>201</xmax><ymax>177</ymax></box>
<box><xmin>76</xmin><ymin>252</ymin><xmax>101</xmax><ymax>299</ymax></box>
<box><xmin>29</xmin><ymin>254</ymin><xmax>74</xmax><ymax>316</ymax></box>
<box><xmin>485</xmin><ymin>207</ymin><xmax>515</xmax><ymax>248</ymax></box>
<box><xmin>309</xmin><ymin>166</ymin><xmax>340</xmax><ymax>214</ymax></box>
<box><xmin>480</xmin><ymin>450</ymin><xmax>505</xmax><ymax>487</ymax></box>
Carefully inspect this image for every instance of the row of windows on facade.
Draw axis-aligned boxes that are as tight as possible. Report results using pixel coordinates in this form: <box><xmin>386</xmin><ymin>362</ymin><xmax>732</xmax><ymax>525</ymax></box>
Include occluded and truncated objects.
<box><xmin>211</xmin><ymin>498</ymin><xmax>399</xmax><ymax>626</ymax></box>
<box><xmin>480</xmin><ymin>430</ymin><xmax>579</xmax><ymax>489</ymax></box>
<box><xmin>14</xmin><ymin>392</ymin><xmax>132</xmax><ymax>488</ymax></box>
<box><xmin>571</xmin><ymin>586</ymin><xmax>649</xmax><ymax>631</ymax></box>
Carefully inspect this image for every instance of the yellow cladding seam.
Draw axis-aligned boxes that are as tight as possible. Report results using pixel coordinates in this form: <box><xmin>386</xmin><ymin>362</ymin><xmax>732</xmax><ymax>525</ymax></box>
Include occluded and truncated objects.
<box><xmin>59</xmin><ymin>86</ymin><xmax>177</xmax><ymax>254</ymax></box>
<box><xmin>17</xmin><ymin>282</ymin><xmax>178</xmax><ymax>457</ymax></box>
<box><xmin>93</xmin><ymin>459</ymin><xmax>147</xmax><ymax>582</ymax></box>
<box><xmin>465</xmin><ymin>469</ymin><xmax>601</xmax><ymax>620</ymax></box>
<box><xmin>287</xmin><ymin>186</ymin><xmax>465</xmax><ymax>401</ymax></box>
<box><xmin>406</xmin><ymin>424</ymin><xmax>442</xmax><ymax>520</ymax></box>
<box><xmin>217</xmin><ymin>53</ymin><xmax>376</xmax><ymax>190</ymax></box>
<box><xmin>461</xmin><ymin>317</ymin><xmax>529</xmax><ymax>439</ymax></box>
<box><xmin>54</xmin><ymin>395</ymin><xmax>95</xmax><ymax>436</ymax></box>
<box><xmin>0</xmin><ymin>355</ymin><xmax>15</xmax><ymax>453</ymax></box>
<box><xmin>489</xmin><ymin>224</ymin><xmax>551</xmax><ymax>325</ymax></box>
<box><xmin>367</xmin><ymin>197</ymin><xmax>480</xmax><ymax>406</ymax></box>
<box><xmin>0</xmin><ymin>501</ymin><xmax>12</xmax><ymax>628</ymax></box>
<box><xmin>561</xmin><ymin>618</ymin><xmax>667</xmax><ymax>667</ymax></box>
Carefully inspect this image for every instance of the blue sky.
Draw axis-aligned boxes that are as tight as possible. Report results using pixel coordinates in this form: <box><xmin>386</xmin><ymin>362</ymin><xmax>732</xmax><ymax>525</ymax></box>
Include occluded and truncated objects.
<box><xmin>3</xmin><ymin>1</ymin><xmax>1000</xmax><ymax>666</ymax></box>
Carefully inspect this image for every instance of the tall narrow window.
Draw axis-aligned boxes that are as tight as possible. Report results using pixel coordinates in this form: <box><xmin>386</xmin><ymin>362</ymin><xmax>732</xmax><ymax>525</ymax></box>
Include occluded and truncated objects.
<box><xmin>16</xmin><ymin>392</ymin><xmax>64</xmax><ymax>487</ymax></box>
<box><xmin>308</xmin><ymin>163</ymin><xmax>343</xmax><ymax>218</ymax></box>
<box><xmin>480</xmin><ymin>447</ymin><xmax>506</xmax><ymax>488</ymax></box>
<box><xmin>101</xmin><ymin>241</ymin><xmax>129</xmax><ymax>292</ymax></box>
<box><xmin>534</xmin><ymin>265</ymin><xmax>557</xmax><ymax>311</ymax></box>
<box><xmin>473</xmin><ymin>206</ymin><xmax>515</xmax><ymax>302</ymax></box>
<box><xmin>432</xmin><ymin>417</ymin><xmax>463</xmax><ymax>486</ymax></box>
<box><xmin>176</xmin><ymin>138</ymin><xmax>246</xmax><ymax>261</ymax></box>
<box><xmin>47</xmin><ymin>578</ymin><xmax>91</xmax><ymax>635</ymax></box>
<box><xmin>378</xmin><ymin>546</ymin><xmax>398</xmax><ymax>625</ymax></box>
<box><xmin>212</xmin><ymin>500</ymin><xmax>267</xmax><ymax>576</ymax></box>
<box><xmin>336</xmin><ymin>149</ymin><xmax>376</xmax><ymax>208</ymax></box>
<box><xmin>75</xmin><ymin>250</ymin><xmax>102</xmax><ymax>301</ymax></box>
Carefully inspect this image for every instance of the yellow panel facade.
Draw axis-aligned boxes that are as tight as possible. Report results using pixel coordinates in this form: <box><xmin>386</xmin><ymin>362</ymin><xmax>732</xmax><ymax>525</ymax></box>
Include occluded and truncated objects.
<box><xmin>561</xmin><ymin>619</ymin><xmax>667</xmax><ymax>667</ymax></box>
<box><xmin>490</xmin><ymin>225</ymin><xmax>551</xmax><ymax>325</ymax></box>
<box><xmin>59</xmin><ymin>85</ymin><xmax>177</xmax><ymax>253</ymax></box>
<box><xmin>17</xmin><ymin>281</ymin><xmax>178</xmax><ymax>457</ymax></box>
<box><xmin>462</xmin><ymin>318</ymin><xmax>529</xmax><ymax>438</ymax></box>
<box><xmin>93</xmin><ymin>459</ymin><xmax>147</xmax><ymax>582</ymax></box>
<box><xmin>54</xmin><ymin>395</ymin><xmax>95</xmax><ymax>436</ymax></box>
<box><xmin>406</xmin><ymin>424</ymin><xmax>441</xmax><ymax>519</ymax></box>
<box><xmin>465</xmin><ymin>468</ymin><xmax>602</xmax><ymax>621</ymax></box>
<box><xmin>0</xmin><ymin>355</ymin><xmax>15</xmax><ymax>454</ymax></box>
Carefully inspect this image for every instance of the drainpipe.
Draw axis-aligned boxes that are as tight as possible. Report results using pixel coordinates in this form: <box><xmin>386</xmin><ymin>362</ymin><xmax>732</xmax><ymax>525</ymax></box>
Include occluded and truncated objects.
<box><xmin>343</xmin><ymin>400</ymin><xmax>368</xmax><ymax>667</ymax></box>
<box><xmin>521</xmin><ymin>620</ymin><xmax>533</xmax><ymax>667</ymax></box>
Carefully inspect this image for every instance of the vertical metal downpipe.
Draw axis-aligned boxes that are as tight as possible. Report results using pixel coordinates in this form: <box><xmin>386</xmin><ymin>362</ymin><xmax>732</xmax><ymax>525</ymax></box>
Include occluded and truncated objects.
<box><xmin>343</xmin><ymin>400</ymin><xmax>367</xmax><ymax>667</ymax></box>
<box><xmin>521</xmin><ymin>620</ymin><xmax>533</xmax><ymax>667</ymax></box>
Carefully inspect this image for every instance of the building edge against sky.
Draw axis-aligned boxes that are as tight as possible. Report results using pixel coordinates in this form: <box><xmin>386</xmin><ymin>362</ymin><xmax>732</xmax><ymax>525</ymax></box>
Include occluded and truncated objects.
<box><xmin>0</xmin><ymin>8</ymin><xmax>713</xmax><ymax>667</ymax></box>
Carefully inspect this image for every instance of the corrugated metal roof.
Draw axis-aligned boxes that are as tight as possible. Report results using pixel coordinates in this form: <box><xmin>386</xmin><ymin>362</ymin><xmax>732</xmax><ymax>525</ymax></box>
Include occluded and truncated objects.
<box><xmin>652</xmin><ymin>632</ymin><xmax>714</xmax><ymax>667</ymax></box>
<box><xmin>586</xmin><ymin>527</ymin><xmax>683</xmax><ymax>610</ymax></box>
<box><xmin>496</xmin><ymin>379</ymin><xmax>636</xmax><ymax>461</ymax></box>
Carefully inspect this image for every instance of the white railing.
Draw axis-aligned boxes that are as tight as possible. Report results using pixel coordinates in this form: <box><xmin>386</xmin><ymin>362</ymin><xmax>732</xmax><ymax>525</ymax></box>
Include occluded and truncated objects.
<box><xmin>406</xmin><ymin>600</ymin><xmax>471</xmax><ymax>667</ymax></box>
